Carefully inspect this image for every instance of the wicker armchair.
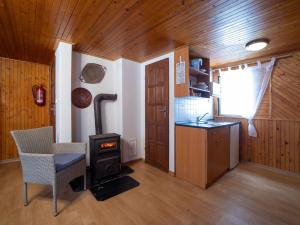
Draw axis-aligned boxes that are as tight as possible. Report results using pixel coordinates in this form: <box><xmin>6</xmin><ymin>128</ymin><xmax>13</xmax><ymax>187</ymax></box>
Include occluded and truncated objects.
<box><xmin>11</xmin><ymin>126</ymin><xmax>86</xmax><ymax>216</ymax></box>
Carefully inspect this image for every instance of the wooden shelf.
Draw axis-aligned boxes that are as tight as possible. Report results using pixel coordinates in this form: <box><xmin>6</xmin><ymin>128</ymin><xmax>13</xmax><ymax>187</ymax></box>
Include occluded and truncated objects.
<box><xmin>189</xmin><ymin>87</ymin><xmax>210</xmax><ymax>93</ymax></box>
<box><xmin>189</xmin><ymin>67</ymin><xmax>209</xmax><ymax>77</ymax></box>
<box><xmin>174</xmin><ymin>46</ymin><xmax>211</xmax><ymax>98</ymax></box>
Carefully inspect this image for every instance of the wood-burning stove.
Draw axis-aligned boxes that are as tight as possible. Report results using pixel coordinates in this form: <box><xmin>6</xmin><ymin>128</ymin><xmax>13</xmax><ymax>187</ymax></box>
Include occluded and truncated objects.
<box><xmin>89</xmin><ymin>93</ymin><xmax>120</xmax><ymax>185</ymax></box>
<box><xmin>85</xmin><ymin>93</ymin><xmax>139</xmax><ymax>198</ymax></box>
<box><xmin>90</xmin><ymin>133</ymin><xmax>121</xmax><ymax>184</ymax></box>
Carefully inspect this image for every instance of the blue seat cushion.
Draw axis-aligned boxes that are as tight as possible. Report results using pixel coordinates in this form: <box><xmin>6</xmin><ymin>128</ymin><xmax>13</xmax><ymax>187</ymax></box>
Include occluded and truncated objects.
<box><xmin>54</xmin><ymin>153</ymin><xmax>85</xmax><ymax>172</ymax></box>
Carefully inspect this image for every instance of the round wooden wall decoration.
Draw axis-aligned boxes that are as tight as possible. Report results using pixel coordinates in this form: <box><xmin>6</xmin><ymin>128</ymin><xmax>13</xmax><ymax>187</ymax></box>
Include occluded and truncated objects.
<box><xmin>72</xmin><ymin>88</ymin><xmax>92</xmax><ymax>109</ymax></box>
<box><xmin>80</xmin><ymin>63</ymin><xmax>106</xmax><ymax>84</ymax></box>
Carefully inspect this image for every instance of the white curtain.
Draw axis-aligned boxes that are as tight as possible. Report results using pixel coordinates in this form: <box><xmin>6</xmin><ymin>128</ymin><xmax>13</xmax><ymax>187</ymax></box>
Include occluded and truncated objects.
<box><xmin>220</xmin><ymin>57</ymin><xmax>276</xmax><ymax>137</ymax></box>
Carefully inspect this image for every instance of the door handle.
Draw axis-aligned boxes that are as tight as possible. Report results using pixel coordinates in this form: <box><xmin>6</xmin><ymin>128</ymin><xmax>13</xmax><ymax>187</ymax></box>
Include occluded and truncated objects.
<box><xmin>160</xmin><ymin>106</ymin><xmax>167</xmax><ymax>118</ymax></box>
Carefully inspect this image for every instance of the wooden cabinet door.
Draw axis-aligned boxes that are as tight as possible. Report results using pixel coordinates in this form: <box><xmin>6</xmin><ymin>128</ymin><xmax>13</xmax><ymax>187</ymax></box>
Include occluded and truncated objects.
<box><xmin>145</xmin><ymin>59</ymin><xmax>169</xmax><ymax>171</ymax></box>
<box><xmin>175</xmin><ymin>126</ymin><xmax>207</xmax><ymax>188</ymax></box>
<box><xmin>207</xmin><ymin>127</ymin><xmax>230</xmax><ymax>185</ymax></box>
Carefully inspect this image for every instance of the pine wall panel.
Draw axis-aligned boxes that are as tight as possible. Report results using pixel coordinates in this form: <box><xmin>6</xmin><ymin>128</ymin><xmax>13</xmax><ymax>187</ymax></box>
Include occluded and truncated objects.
<box><xmin>215</xmin><ymin>51</ymin><xmax>300</xmax><ymax>173</ymax></box>
<box><xmin>0</xmin><ymin>57</ymin><xmax>50</xmax><ymax>160</ymax></box>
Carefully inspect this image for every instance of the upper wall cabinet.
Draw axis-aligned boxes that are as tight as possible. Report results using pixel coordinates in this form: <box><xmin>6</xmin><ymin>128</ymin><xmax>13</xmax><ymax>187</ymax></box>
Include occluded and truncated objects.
<box><xmin>174</xmin><ymin>46</ymin><xmax>211</xmax><ymax>98</ymax></box>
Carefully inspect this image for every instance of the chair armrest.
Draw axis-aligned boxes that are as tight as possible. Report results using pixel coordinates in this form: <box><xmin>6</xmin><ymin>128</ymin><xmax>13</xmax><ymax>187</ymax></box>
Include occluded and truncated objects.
<box><xmin>19</xmin><ymin>153</ymin><xmax>56</xmax><ymax>185</ymax></box>
<box><xmin>52</xmin><ymin>143</ymin><xmax>86</xmax><ymax>155</ymax></box>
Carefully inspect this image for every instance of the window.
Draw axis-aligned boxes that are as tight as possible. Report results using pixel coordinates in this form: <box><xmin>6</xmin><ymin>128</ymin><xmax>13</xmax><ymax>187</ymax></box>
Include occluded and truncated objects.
<box><xmin>219</xmin><ymin>68</ymin><xmax>257</xmax><ymax>117</ymax></box>
<box><xmin>218</xmin><ymin>58</ymin><xmax>276</xmax><ymax>137</ymax></box>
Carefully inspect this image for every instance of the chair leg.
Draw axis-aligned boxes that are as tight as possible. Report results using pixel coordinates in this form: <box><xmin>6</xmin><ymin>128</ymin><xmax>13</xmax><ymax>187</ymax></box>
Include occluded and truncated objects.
<box><xmin>23</xmin><ymin>182</ymin><xmax>28</xmax><ymax>206</ymax></box>
<box><xmin>52</xmin><ymin>185</ymin><xmax>58</xmax><ymax>216</ymax></box>
<box><xmin>83</xmin><ymin>172</ymin><xmax>87</xmax><ymax>191</ymax></box>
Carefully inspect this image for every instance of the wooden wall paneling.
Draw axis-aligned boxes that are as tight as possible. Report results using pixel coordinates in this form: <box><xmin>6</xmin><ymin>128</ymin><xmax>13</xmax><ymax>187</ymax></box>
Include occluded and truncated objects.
<box><xmin>285</xmin><ymin>121</ymin><xmax>291</xmax><ymax>171</ymax></box>
<box><xmin>279</xmin><ymin>121</ymin><xmax>288</xmax><ymax>171</ymax></box>
<box><xmin>264</xmin><ymin>120</ymin><xmax>269</xmax><ymax>165</ymax></box>
<box><xmin>245</xmin><ymin>120</ymin><xmax>251</xmax><ymax>161</ymax></box>
<box><xmin>2</xmin><ymin>58</ymin><xmax>5</xmax><ymax>159</ymax></box>
<box><xmin>1</xmin><ymin>58</ymin><xmax>5</xmax><ymax>159</ymax></box>
<box><xmin>229</xmin><ymin>119</ymin><xmax>300</xmax><ymax>173</ymax></box>
<box><xmin>236</xmin><ymin>119</ymin><xmax>299</xmax><ymax>174</ymax></box>
<box><xmin>257</xmin><ymin>120</ymin><xmax>262</xmax><ymax>165</ymax></box>
<box><xmin>255</xmin><ymin>120</ymin><xmax>259</xmax><ymax>164</ymax></box>
<box><xmin>264</xmin><ymin>119</ymin><xmax>272</xmax><ymax>165</ymax></box>
<box><xmin>0</xmin><ymin>57</ymin><xmax>50</xmax><ymax>161</ymax></box>
<box><xmin>271</xmin><ymin>120</ymin><xmax>277</xmax><ymax>168</ymax></box>
<box><xmin>253</xmin><ymin>120</ymin><xmax>261</xmax><ymax>163</ymax></box>
<box><xmin>268</xmin><ymin>120</ymin><xmax>273</xmax><ymax>167</ymax></box>
<box><xmin>0</xmin><ymin>58</ymin><xmax>2</xmax><ymax>159</ymax></box>
<box><xmin>256</xmin><ymin>85</ymin><xmax>271</xmax><ymax>119</ymax></box>
<box><xmin>295</xmin><ymin>122</ymin><xmax>300</xmax><ymax>173</ymax></box>
<box><xmin>7</xmin><ymin>59</ymin><xmax>13</xmax><ymax>159</ymax></box>
<box><xmin>214</xmin><ymin>52</ymin><xmax>300</xmax><ymax>173</ymax></box>
<box><xmin>262</xmin><ymin>120</ymin><xmax>266</xmax><ymax>166</ymax></box>
<box><xmin>264</xmin><ymin>120</ymin><xmax>270</xmax><ymax>166</ymax></box>
<box><xmin>289</xmin><ymin>121</ymin><xmax>295</xmax><ymax>172</ymax></box>
<box><xmin>258</xmin><ymin>120</ymin><xmax>262</xmax><ymax>164</ymax></box>
<box><xmin>275</xmin><ymin>120</ymin><xmax>281</xmax><ymax>169</ymax></box>
<box><xmin>243</xmin><ymin>119</ymin><xmax>250</xmax><ymax>161</ymax></box>
<box><xmin>271</xmin><ymin>52</ymin><xmax>300</xmax><ymax>120</ymax></box>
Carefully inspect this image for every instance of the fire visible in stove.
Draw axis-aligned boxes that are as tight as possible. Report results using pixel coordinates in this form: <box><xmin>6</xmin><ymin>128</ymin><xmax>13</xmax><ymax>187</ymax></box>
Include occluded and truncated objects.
<box><xmin>100</xmin><ymin>141</ymin><xmax>117</xmax><ymax>150</ymax></box>
<box><xmin>90</xmin><ymin>133</ymin><xmax>121</xmax><ymax>183</ymax></box>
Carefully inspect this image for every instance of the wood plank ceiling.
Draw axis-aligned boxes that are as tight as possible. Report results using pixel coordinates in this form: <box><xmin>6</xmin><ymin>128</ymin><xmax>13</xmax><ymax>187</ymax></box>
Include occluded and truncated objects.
<box><xmin>0</xmin><ymin>0</ymin><xmax>300</xmax><ymax>66</ymax></box>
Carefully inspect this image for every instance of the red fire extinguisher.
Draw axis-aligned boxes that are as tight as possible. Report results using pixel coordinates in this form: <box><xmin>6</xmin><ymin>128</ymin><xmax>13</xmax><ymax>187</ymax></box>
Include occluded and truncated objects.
<box><xmin>32</xmin><ymin>85</ymin><xmax>46</xmax><ymax>106</ymax></box>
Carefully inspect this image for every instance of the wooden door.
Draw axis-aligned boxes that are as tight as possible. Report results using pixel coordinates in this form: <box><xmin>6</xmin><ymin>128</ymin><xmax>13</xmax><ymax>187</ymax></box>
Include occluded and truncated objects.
<box><xmin>145</xmin><ymin>59</ymin><xmax>169</xmax><ymax>171</ymax></box>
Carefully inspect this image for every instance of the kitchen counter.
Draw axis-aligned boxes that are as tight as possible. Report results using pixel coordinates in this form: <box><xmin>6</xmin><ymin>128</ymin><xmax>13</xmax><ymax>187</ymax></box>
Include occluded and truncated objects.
<box><xmin>175</xmin><ymin>120</ymin><xmax>239</xmax><ymax>129</ymax></box>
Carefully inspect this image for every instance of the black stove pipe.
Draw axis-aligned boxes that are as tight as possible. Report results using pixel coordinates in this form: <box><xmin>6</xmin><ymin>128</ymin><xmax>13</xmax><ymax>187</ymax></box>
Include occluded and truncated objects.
<box><xmin>94</xmin><ymin>93</ymin><xmax>117</xmax><ymax>135</ymax></box>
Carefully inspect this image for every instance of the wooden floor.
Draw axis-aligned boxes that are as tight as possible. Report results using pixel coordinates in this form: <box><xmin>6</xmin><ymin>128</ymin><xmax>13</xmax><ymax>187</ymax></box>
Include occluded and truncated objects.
<box><xmin>1</xmin><ymin>161</ymin><xmax>300</xmax><ymax>225</ymax></box>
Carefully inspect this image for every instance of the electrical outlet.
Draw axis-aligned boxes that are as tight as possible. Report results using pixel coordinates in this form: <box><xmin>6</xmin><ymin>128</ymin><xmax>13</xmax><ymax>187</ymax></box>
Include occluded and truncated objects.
<box><xmin>128</xmin><ymin>139</ymin><xmax>137</xmax><ymax>156</ymax></box>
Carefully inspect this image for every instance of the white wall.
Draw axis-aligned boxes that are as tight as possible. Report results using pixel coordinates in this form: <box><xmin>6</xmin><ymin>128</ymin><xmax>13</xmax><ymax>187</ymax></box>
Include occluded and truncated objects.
<box><xmin>141</xmin><ymin>52</ymin><xmax>175</xmax><ymax>172</ymax></box>
<box><xmin>71</xmin><ymin>51</ymin><xmax>174</xmax><ymax>169</ymax></box>
<box><xmin>114</xmin><ymin>58</ymin><xmax>142</xmax><ymax>162</ymax></box>
<box><xmin>55</xmin><ymin>42</ymin><xmax>72</xmax><ymax>143</ymax></box>
<box><xmin>121</xmin><ymin>59</ymin><xmax>142</xmax><ymax>162</ymax></box>
<box><xmin>72</xmin><ymin>53</ymin><xmax>142</xmax><ymax>164</ymax></box>
<box><xmin>114</xmin><ymin>59</ymin><xmax>123</xmax><ymax>136</ymax></box>
<box><xmin>72</xmin><ymin>52</ymin><xmax>119</xmax><ymax>163</ymax></box>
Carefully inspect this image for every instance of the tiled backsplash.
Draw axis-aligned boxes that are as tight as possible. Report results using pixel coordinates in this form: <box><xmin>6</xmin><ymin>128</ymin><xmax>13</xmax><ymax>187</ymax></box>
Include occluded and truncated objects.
<box><xmin>175</xmin><ymin>97</ymin><xmax>213</xmax><ymax>122</ymax></box>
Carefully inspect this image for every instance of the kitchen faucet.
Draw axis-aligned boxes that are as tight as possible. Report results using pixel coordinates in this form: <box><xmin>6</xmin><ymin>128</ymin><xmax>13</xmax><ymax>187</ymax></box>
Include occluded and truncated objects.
<box><xmin>196</xmin><ymin>112</ymin><xmax>209</xmax><ymax>123</ymax></box>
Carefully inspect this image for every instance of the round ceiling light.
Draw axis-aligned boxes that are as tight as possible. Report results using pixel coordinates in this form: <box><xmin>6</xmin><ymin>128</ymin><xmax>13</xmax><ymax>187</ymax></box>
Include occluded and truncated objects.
<box><xmin>245</xmin><ymin>39</ymin><xmax>269</xmax><ymax>51</ymax></box>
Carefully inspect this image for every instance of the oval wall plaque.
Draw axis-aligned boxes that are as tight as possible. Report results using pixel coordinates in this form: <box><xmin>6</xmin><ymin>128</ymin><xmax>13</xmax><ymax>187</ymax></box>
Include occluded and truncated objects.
<box><xmin>72</xmin><ymin>88</ymin><xmax>92</xmax><ymax>109</ymax></box>
<box><xmin>80</xmin><ymin>63</ymin><xmax>106</xmax><ymax>84</ymax></box>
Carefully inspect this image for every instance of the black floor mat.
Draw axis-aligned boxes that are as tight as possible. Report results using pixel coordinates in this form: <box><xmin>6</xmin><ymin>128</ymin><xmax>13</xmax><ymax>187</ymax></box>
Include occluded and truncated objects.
<box><xmin>120</xmin><ymin>165</ymin><xmax>134</xmax><ymax>175</ymax></box>
<box><xmin>69</xmin><ymin>165</ymin><xmax>135</xmax><ymax>192</ymax></box>
<box><xmin>90</xmin><ymin>176</ymin><xmax>139</xmax><ymax>201</ymax></box>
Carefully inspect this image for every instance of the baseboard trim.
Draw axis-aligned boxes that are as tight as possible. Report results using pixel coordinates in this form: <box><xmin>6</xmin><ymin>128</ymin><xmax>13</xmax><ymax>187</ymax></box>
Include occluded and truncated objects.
<box><xmin>168</xmin><ymin>171</ymin><xmax>175</xmax><ymax>176</ymax></box>
<box><xmin>123</xmin><ymin>158</ymin><xmax>143</xmax><ymax>165</ymax></box>
<box><xmin>0</xmin><ymin>158</ymin><xmax>20</xmax><ymax>164</ymax></box>
<box><xmin>242</xmin><ymin>161</ymin><xmax>300</xmax><ymax>179</ymax></box>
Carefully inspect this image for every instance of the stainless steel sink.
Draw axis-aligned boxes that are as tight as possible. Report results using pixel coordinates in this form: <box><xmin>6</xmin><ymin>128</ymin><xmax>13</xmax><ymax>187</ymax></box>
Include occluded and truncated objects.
<box><xmin>176</xmin><ymin>121</ymin><xmax>231</xmax><ymax>127</ymax></box>
<box><xmin>192</xmin><ymin>121</ymin><xmax>208</xmax><ymax>124</ymax></box>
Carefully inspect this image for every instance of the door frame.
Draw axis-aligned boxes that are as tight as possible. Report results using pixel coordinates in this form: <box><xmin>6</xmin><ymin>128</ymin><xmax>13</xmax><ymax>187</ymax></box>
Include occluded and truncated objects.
<box><xmin>145</xmin><ymin>58</ymin><xmax>170</xmax><ymax>171</ymax></box>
